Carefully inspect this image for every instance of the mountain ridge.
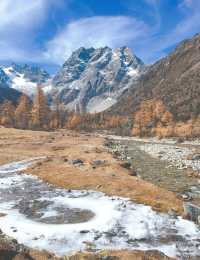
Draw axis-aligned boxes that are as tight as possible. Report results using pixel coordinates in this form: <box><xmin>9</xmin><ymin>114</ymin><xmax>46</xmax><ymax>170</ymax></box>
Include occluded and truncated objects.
<box><xmin>50</xmin><ymin>46</ymin><xmax>145</xmax><ymax>112</ymax></box>
<box><xmin>108</xmin><ymin>33</ymin><xmax>200</xmax><ymax>121</ymax></box>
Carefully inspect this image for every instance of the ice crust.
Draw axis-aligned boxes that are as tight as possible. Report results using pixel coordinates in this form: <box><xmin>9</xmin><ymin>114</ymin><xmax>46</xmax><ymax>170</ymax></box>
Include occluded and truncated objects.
<box><xmin>0</xmin><ymin>159</ymin><xmax>200</xmax><ymax>258</ymax></box>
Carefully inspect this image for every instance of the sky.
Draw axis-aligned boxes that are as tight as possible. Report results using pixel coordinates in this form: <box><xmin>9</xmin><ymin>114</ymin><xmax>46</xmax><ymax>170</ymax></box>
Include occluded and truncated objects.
<box><xmin>0</xmin><ymin>0</ymin><xmax>199</xmax><ymax>73</ymax></box>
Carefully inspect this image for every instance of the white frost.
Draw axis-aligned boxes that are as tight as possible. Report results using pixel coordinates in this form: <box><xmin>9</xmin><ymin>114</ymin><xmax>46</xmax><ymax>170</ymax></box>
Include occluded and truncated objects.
<box><xmin>0</xmin><ymin>159</ymin><xmax>200</xmax><ymax>258</ymax></box>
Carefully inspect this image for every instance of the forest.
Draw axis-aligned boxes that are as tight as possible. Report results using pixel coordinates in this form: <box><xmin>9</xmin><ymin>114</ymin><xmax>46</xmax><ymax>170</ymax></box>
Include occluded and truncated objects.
<box><xmin>0</xmin><ymin>87</ymin><xmax>199</xmax><ymax>138</ymax></box>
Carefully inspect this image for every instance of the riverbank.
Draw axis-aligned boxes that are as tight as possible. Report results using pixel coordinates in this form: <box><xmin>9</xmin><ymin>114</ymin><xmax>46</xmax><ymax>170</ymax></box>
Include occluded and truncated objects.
<box><xmin>104</xmin><ymin>135</ymin><xmax>200</xmax><ymax>206</ymax></box>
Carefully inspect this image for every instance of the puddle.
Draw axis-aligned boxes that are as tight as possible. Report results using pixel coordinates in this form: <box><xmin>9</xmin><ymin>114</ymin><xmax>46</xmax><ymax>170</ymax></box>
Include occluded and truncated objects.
<box><xmin>0</xmin><ymin>159</ymin><xmax>200</xmax><ymax>259</ymax></box>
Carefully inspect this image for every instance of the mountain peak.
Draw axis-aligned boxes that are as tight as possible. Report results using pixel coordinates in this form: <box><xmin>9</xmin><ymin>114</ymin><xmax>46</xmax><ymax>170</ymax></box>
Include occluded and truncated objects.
<box><xmin>52</xmin><ymin>46</ymin><xmax>145</xmax><ymax>113</ymax></box>
<box><xmin>109</xmin><ymin>33</ymin><xmax>200</xmax><ymax>122</ymax></box>
<box><xmin>71</xmin><ymin>47</ymin><xmax>96</xmax><ymax>62</ymax></box>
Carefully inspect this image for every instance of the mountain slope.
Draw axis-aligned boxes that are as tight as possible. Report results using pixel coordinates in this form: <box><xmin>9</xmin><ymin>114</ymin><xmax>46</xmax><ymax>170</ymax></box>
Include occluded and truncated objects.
<box><xmin>0</xmin><ymin>68</ymin><xmax>22</xmax><ymax>104</ymax></box>
<box><xmin>2</xmin><ymin>64</ymin><xmax>50</xmax><ymax>97</ymax></box>
<box><xmin>0</xmin><ymin>68</ymin><xmax>9</xmax><ymax>87</ymax></box>
<box><xmin>109</xmin><ymin>33</ymin><xmax>200</xmax><ymax>121</ymax></box>
<box><xmin>0</xmin><ymin>87</ymin><xmax>22</xmax><ymax>104</ymax></box>
<box><xmin>51</xmin><ymin>46</ymin><xmax>145</xmax><ymax>112</ymax></box>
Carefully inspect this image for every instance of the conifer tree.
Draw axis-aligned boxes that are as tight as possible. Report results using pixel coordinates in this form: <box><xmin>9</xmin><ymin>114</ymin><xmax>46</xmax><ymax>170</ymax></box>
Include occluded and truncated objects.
<box><xmin>15</xmin><ymin>94</ymin><xmax>31</xmax><ymax>129</ymax></box>
<box><xmin>50</xmin><ymin>97</ymin><xmax>61</xmax><ymax>129</ymax></box>
<box><xmin>31</xmin><ymin>86</ymin><xmax>50</xmax><ymax>129</ymax></box>
<box><xmin>0</xmin><ymin>100</ymin><xmax>15</xmax><ymax>127</ymax></box>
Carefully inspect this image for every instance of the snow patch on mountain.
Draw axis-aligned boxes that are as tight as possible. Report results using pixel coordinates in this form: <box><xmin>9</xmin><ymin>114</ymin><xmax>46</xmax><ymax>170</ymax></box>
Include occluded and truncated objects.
<box><xmin>3</xmin><ymin>67</ymin><xmax>37</xmax><ymax>96</ymax></box>
<box><xmin>87</xmin><ymin>96</ymin><xmax>117</xmax><ymax>113</ymax></box>
<box><xmin>1</xmin><ymin>64</ymin><xmax>50</xmax><ymax>98</ymax></box>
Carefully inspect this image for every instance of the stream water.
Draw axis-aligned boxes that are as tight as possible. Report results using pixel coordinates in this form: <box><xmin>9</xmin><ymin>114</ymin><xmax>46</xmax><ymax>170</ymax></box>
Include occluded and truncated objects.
<box><xmin>0</xmin><ymin>158</ymin><xmax>200</xmax><ymax>259</ymax></box>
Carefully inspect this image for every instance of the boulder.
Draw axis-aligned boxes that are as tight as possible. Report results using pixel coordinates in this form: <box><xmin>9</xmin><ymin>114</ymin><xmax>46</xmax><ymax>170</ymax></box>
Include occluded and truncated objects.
<box><xmin>192</xmin><ymin>154</ymin><xmax>200</xmax><ymax>160</ymax></box>
<box><xmin>120</xmin><ymin>162</ymin><xmax>132</xmax><ymax>169</ymax></box>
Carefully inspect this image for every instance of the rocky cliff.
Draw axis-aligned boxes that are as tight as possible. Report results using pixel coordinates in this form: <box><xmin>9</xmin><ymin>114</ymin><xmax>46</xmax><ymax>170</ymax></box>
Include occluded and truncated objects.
<box><xmin>51</xmin><ymin>46</ymin><xmax>145</xmax><ymax>112</ymax></box>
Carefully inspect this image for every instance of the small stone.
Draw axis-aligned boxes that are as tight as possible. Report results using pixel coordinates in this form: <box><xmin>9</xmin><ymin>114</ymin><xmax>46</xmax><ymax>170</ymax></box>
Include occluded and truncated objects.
<box><xmin>91</xmin><ymin>160</ymin><xmax>107</xmax><ymax>167</ymax></box>
<box><xmin>120</xmin><ymin>162</ymin><xmax>131</xmax><ymax>169</ymax></box>
<box><xmin>129</xmin><ymin>169</ymin><xmax>137</xmax><ymax>176</ymax></box>
<box><xmin>94</xmin><ymin>234</ymin><xmax>101</xmax><ymax>240</ymax></box>
<box><xmin>71</xmin><ymin>159</ymin><xmax>84</xmax><ymax>166</ymax></box>
<box><xmin>192</xmin><ymin>154</ymin><xmax>200</xmax><ymax>160</ymax></box>
<box><xmin>182</xmin><ymin>193</ymin><xmax>192</xmax><ymax>201</ymax></box>
<box><xmin>62</xmin><ymin>157</ymin><xmax>68</xmax><ymax>162</ymax></box>
<box><xmin>80</xmin><ymin>230</ymin><xmax>90</xmax><ymax>234</ymax></box>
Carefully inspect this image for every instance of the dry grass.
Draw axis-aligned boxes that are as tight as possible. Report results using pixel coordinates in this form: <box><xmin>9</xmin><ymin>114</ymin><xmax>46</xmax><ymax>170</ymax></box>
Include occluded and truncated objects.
<box><xmin>69</xmin><ymin>250</ymin><xmax>174</xmax><ymax>260</ymax></box>
<box><xmin>0</xmin><ymin>127</ymin><xmax>183</xmax><ymax>215</ymax></box>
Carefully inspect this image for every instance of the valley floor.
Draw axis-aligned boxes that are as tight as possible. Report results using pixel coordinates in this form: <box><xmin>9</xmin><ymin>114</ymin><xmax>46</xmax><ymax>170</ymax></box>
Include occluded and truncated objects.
<box><xmin>0</xmin><ymin>127</ymin><xmax>200</xmax><ymax>259</ymax></box>
<box><xmin>0</xmin><ymin>127</ymin><xmax>182</xmax><ymax>214</ymax></box>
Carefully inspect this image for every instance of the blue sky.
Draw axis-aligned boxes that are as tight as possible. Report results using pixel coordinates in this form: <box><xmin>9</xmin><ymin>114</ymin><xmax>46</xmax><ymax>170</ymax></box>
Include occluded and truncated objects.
<box><xmin>0</xmin><ymin>0</ymin><xmax>199</xmax><ymax>73</ymax></box>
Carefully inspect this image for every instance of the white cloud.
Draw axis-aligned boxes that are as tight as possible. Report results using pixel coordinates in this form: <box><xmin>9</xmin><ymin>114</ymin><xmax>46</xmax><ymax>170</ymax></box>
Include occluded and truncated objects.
<box><xmin>44</xmin><ymin>16</ymin><xmax>149</xmax><ymax>64</ymax></box>
<box><xmin>180</xmin><ymin>0</ymin><xmax>199</xmax><ymax>8</ymax></box>
<box><xmin>135</xmin><ymin>0</ymin><xmax>200</xmax><ymax>63</ymax></box>
<box><xmin>0</xmin><ymin>0</ymin><xmax>199</xmax><ymax>65</ymax></box>
<box><xmin>0</xmin><ymin>0</ymin><xmax>60</xmax><ymax>61</ymax></box>
<box><xmin>0</xmin><ymin>0</ymin><xmax>45</xmax><ymax>30</ymax></box>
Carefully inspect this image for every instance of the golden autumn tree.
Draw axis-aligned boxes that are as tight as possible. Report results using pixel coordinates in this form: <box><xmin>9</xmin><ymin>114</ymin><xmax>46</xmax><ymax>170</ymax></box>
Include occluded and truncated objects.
<box><xmin>66</xmin><ymin>113</ymin><xmax>82</xmax><ymax>129</ymax></box>
<box><xmin>192</xmin><ymin>116</ymin><xmax>200</xmax><ymax>137</ymax></box>
<box><xmin>15</xmin><ymin>94</ymin><xmax>31</xmax><ymax>129</ymax></box>
<box><xmin>132</xmin><ymin>99</ymin><xmax>174</xmax><ymax>137</ymax></box>
<box><xmin>50</xmin><ymin>97</ymin><xmax>61</xmax><ymax>129</ymax></box>
<box><xmin>0</xmin><ymin>100</ymin><xmax>15</xmax><ymax>127</ymax></box>
<box><xmin>174</xmin><ymin>120</ymin><xmax>194</xmax><ymax>138</ymax></box>
<box><xmin>31</xmin><ymin>86</ymin><xmax>50</xmax><ymax>129</ymax></box>
<box><xmin>132</xmin><ymin>100</ymin><xmax>155</xmax><ymax>136</ymax></box>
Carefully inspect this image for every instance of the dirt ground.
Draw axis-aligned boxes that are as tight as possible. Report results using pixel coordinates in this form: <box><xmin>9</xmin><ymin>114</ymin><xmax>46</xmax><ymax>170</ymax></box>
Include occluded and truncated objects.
<box><xmin>0</xmin><ymin>127</ymin><xmax>183</xmax><ymax>215</ymax></box>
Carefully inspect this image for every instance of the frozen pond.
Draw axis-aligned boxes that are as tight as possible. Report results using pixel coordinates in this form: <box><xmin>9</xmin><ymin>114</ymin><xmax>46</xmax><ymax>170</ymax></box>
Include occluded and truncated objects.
<box><xmin>0</xmin><ymin>158</ymin><xmax>200</xmax><ymax>258</ymax></box>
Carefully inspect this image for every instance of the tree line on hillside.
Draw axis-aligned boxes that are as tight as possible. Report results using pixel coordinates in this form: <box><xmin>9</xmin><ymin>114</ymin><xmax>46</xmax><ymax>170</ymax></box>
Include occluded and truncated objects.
<box><xmin>0</xmin><ymin>88</ymin><xmax>199</xmax><ymax>138</ymax></box>
<box><xmin>132</xmin><ymin>99</ymin><xmax>200</xmax><ymax>138</ymax></box>
<box><xmin>0</xmin><ymin>87</ymin><xmax>129</xmax><ymax>133</ymax></box>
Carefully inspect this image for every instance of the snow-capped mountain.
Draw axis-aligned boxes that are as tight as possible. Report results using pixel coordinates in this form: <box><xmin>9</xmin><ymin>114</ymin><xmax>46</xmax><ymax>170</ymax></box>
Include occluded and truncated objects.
<box><xmin>0</xmin><ymin>48</ymin><xmax>145</xmax><ymax>112</ymax></box>
<box><xmin>0</xmin><ymin>68</ymin><xmax>22</xmax><ymax>104</ymax></box>
<box><xmin>1</xmin><ymin>64</ymin><xmax>50</xmax><ymax>97</ymax></box>
<box><xmin>51</xmin><ymin>46</ymin><xmax>145</xmax><ymax>113</ymax></box>
<box><xmin>0</xmin><ymin>68</ymin><xmax>9</xmax><ymax>87</ymax></box>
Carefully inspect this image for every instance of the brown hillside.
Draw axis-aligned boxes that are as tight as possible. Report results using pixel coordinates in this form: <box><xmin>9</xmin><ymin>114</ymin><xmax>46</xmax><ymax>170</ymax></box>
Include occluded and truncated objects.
<box><xmin>109</xmin><ymin>33</ymin><xmax>200</xmax><ymax>121</ymax></box>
